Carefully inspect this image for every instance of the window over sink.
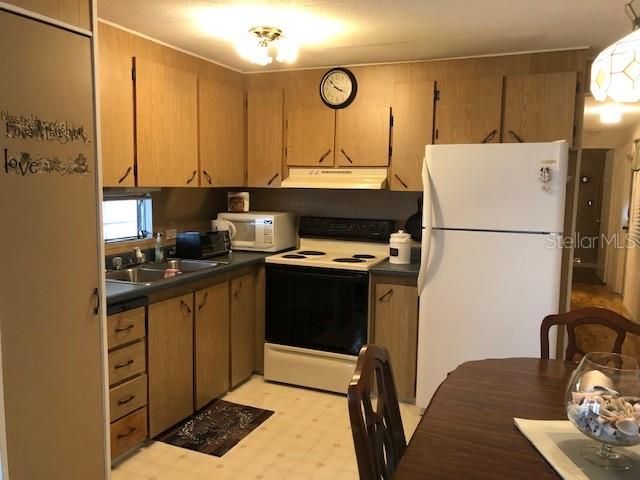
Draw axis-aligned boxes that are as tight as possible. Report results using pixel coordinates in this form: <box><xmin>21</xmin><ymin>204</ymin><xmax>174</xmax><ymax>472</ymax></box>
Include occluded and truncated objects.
<box><xmin>102</xmin><ymin>195</ymin><xmax>152</xmax><ymax>242</ymax></box>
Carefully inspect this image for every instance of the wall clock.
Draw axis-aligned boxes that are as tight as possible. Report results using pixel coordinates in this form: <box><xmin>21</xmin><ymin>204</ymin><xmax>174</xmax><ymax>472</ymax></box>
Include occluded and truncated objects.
<box><xmin>319</xmin><ymin>67</ymin><xmax>357</xmax><ymax>109</ymax></box>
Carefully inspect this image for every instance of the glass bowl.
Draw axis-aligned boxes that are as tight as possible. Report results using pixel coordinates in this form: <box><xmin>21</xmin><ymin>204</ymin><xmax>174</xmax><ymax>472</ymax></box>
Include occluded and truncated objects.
<box><xmin>566</xmin><ymin>352</ymin><xmax>640</xmax><ymax>471</ymax></box>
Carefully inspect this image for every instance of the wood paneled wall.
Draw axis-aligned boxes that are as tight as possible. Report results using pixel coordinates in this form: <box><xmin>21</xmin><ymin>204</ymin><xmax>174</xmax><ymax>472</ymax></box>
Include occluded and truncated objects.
<box><xmin>245</xmin><ymin>50</ymin><xmax>587</xmax><ymax>113</ymax></box>
<box><xmin>4</xmin><ymin>0</ymin><xmax>91</xmax><ymax>29</ymax></box>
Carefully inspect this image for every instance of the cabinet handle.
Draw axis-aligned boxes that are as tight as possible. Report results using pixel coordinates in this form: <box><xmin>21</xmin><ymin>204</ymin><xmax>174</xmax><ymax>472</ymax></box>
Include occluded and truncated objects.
<box><xmin>318</xmin><ymin>149</ymin><xmax>331</xmax><ymax>163</ymax></box>
<box><xmin>117</xmin><ymin>395</ymin><xmax>136</xmax><ymax>405</ymax></box>
<box><xmin>115</xmin><ymin>324</ymin><xmax>134</xmax><ymax>333</ymax></box>
<box><xmin>267</xmin><ymin>172</ymin><xmax>279</xmax><ymax>186</ymax></box>
<box><xmin>203</xmin><ymin>170</ymin><xmax>212</xmax><ymax>185</ymax></box>
<box><xmin>234</xmin><ymin>283</ymin><xmax>242</xmax><ymax>298</ymax></box>
<box><xmin>117</xmin><ymin>427</ymin><xmax>137</xmax><ymax>439</ymax></box>
<box><xmin>394</xmin><ymin>174</ymin><xmax>409</xmax><ymax>189</ymax></box>
<box><xmin>508</xmin><ymin>130</ymin><xmax>524</xmax><ymax>143</ymax></box>
<box><xmin>378</xmin><ymin>289</ymin><xmax>394</xmax><ymax>302</ymax></box>
<box><xmin>186</xmin><ymin>170</ymin><xmax>197</xmax><ymax>184</ymax></box>
<box><xmin>180</xmin><ymin>299</ymin><xmax>192</xmax><ymax>315</ymax></box>
<box><xmin>93</xmin><ymin>288</ymin><xmax>100</xmax><ymax>315</ymax></box>
<box><xmin>197</xmin><ymin>292</ymin><xmax>208</xmax><ymax>311</ymax></box>
<box><xmin>114</xmin><ymin>359</ymin><xmax>134</xmax><ymax>369</ymax></box>
<box><xmin>340</xmin><ymin>149</ymin><xmax>353</xmax><ymax>164</ymax></box>
<box><xmin>481</xmin><ymin>130</ymin><xmax>498</xmax><ymax>144</ymax></box>
<box><xmin>118</xmin><ymin>166</ymin><xmax>133</xmax><ymax>184</ymax></box>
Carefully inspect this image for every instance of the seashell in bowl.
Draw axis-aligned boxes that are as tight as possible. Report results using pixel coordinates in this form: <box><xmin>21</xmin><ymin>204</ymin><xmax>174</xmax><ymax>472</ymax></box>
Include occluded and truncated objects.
<box><xmin>615</xmin><ymin>418</ymin><xmax>640</xmax><ymax>437</ymax></box>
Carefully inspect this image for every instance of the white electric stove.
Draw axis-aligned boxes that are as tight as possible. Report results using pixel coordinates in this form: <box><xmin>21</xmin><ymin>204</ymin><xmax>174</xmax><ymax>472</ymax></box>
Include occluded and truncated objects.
<box><xmin>264</xmin><ymin>216</ymin><xmax>395</xmax><ymax>394</ymax></box>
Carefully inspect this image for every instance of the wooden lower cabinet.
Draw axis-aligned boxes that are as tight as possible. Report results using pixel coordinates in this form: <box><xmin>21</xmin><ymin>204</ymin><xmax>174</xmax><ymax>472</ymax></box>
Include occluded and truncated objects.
<box><xmin>231</xmin><ymin>273</ymin><xmax>256</xmax><ymax>387</ymax></box>
<box><xmin>373</xmin><ymin>278</ymin><xmax>419</xmax><ymax>402</ymax></box>
<box><xmin>148</xmin><ymin>294</ymin><xmax>194</xmax><ymax>437</ymax></box>
<box><xmin>195</xmin><ymin>282</ymin><xmax>230</xmax><ymax>410</ymax></box>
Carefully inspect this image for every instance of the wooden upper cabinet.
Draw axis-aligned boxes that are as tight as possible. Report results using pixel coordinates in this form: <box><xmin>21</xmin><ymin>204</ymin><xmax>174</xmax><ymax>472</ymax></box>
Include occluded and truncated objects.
<box><xmin>435</xmin><ymin>77</ymin><xmax>503</xmax><ymax>144</ymax></box>
<box><xmin>335</xmin><ymin>107</ymin><xmax>391</xmax><ymax>167</ymax></box>
<box><xmin>98</xmin><ymin>24</ymin><xmax>135</xmax><ymax>187</ymax></box>
<box><xmin>286</xmin><ymin>108</ymin><xmax>335</xmax><ymax>166</ymax></box>
<box><xmin>502</xmin><ymin>72</ymin><xmax>577</xmax><ymax>146</ymax></box>
<box><xmin>195</xmin><ymin>282</ymin><xmax>230</xmax><ymax>410</ymax></box>
<box><xmin>148</xmin><ymin>294</ymin><xmax>194</xmax><ymax>437</ymax></box>
<box><xmin>199</xmin><ymin>78</ymin><xmax>245</xmax><ymax>187</ymax></box>
<box><xmin>247</xmin><ymin>89</ymin><xmax>284</xmax><ymax>188</ymax></box>
<box><xmin>390</xmin><ymin>81</ymin><xmax>435</xmax><ymax>191</ymax></box>
<box><xmin>134</xmin><ymin>57</ymin><xmax>199</xmax><ymax>187</ymax></box>
<box><xmin>5</xmin><ymin>0</ymin><xmax>90</xmax><ymax>29</ymax></box>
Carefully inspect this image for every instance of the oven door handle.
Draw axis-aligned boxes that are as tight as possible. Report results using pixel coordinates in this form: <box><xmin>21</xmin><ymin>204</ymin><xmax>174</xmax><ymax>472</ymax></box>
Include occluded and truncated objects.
<box><xmin>268</xmin><ymin>267</ymin><xmax>368</xmax><ymax>282</ymax></box>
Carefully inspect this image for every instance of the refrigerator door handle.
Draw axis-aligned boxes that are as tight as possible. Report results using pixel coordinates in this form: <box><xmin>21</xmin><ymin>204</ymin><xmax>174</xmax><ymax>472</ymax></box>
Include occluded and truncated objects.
<box><xmin>418</xmin><ymin>156</ymin><xmax>433</xmax><ymax>295</ymax></box>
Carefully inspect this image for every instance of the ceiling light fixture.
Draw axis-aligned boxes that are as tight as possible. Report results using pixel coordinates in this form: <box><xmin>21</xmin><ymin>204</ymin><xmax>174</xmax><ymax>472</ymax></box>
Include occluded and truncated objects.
<box><xmin>591</xmin><ymin>1</ymin><xmax>640</xmax><ymax>102</ymax></box>
<box><xmin>599</xmin><ymin>104</ymin><xmax>623</xmax><ymax>124</ymax></box>
<box><xmin>236</xmin><ymin>26</ymin><xmax>298</xmax><ymax>66</ymax></box>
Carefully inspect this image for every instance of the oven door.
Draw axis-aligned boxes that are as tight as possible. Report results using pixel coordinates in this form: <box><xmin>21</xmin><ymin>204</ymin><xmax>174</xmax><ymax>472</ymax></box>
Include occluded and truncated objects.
<box><xmin>266</xmin><ymin>264</ymin><xmax>368</xmax><ymax>356</ymax></box>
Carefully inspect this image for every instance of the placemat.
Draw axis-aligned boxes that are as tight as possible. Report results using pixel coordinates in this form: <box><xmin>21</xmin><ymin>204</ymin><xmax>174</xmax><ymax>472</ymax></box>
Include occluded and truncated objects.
<box><xmin>514</xmin><ymin>418</ymin><xmax>640</xmax><ymax>479</ymax></box>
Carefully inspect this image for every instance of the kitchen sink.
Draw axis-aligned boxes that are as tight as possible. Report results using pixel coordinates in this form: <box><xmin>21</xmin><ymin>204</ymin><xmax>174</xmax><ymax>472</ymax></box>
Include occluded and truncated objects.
<box><xmin>105</xmin><ymin>259</ymin><xmax>228</xmax><ymax>285</ymax></box>
<box><xmin>144</xmin><ymin>259</ymin><xmax>228</xmax><ymax>272</ymax></box>
<box><xmin>106</xmin><ymin>268</ymin><xmax>169</xmax><ymax>284</ymax></box>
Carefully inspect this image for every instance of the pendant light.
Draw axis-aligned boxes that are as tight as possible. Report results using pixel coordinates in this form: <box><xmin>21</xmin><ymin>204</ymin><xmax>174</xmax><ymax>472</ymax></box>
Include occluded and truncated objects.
<box><xmin>591</xmin><ymin>1</ymin><xmax>640</xmax><ymax>102</ymax></box>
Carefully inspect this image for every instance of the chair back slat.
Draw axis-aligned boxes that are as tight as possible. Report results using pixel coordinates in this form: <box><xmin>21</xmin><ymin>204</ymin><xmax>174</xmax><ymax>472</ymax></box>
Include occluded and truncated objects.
<box><xmin>348</xmin><ymin>345</ymin><xmax>407</xmax><ymax>480</ymax></box>
<box><xmin>540</xmin><ymin>307</ymin><xmax>640</xmax><ymax>360</ymax></box>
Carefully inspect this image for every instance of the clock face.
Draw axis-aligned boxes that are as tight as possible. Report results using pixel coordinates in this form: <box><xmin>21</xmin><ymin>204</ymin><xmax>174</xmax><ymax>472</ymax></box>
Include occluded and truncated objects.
<box><xmin>320</xmin><ymin>68</ymin><xmax>357</xmax><ymax>109</ymax></box>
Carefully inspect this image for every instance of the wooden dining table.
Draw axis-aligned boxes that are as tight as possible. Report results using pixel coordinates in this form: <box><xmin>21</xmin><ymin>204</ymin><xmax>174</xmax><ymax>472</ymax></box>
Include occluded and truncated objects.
<box><xmin>394</xmin><ymin>358</ymin><xmax>578</xmax><ymax>480</ymax></box>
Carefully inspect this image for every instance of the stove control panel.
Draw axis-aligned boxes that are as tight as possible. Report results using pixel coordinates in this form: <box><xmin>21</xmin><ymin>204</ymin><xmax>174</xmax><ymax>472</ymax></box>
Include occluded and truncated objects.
<box><xmin>299</xmin><ymin>216</ymin><xmax>395</xmax><ymax>242</ymax></box>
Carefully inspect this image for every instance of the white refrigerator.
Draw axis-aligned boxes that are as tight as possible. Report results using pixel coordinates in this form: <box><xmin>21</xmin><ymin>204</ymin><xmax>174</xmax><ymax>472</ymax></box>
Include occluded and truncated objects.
<box><xmin>416</xmin><ymin>142</ymin><xmax>568</xmax><ymax>409</ymax></box>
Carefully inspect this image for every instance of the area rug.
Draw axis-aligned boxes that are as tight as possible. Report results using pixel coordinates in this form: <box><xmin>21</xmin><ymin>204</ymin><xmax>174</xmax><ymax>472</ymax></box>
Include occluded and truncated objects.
<box><xmin>158</xmin><ymin>399</ymin><xmax>274</xmax><ymax>457</ymax></box>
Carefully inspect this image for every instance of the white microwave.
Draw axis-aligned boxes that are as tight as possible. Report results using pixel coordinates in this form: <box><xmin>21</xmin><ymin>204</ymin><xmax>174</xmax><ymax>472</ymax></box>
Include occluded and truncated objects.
<box><xmin>214</xmin><ymin>212</ymin><xmax>297</xmax><ymax>252</ymax></box>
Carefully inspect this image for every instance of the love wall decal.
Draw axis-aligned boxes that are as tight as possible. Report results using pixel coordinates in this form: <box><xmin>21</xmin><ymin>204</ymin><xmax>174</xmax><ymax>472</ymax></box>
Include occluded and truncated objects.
<box><xmin>3</xmin><ymin>149</ymin><xmax>90</xmax><ymax>176</ymax></box>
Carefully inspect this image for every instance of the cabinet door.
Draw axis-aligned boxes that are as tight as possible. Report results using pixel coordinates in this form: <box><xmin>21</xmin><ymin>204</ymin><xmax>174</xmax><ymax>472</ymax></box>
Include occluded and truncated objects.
<box><xmin>148</xmin><ymin>294</ymin><xmax>194</xmax><ymax>437</ymax></box>
<box><xmin>231</xmin><ymin>273</ymin><xmax>255</xmax><ymax>387</ymax></box>
<box><xmin>390</xmin><ymin>81</ymin><xmax>435</xmax><ymax>191</ymax></box>
<box><xmin>335</xmin><ymin>107</ymin><xmax>391</xmax><ymax>167</ymax></box>
<box><xmin>374</xmin><ymin>283</ymin><xmax>418</xmax><ymax>401</ymax></box>
<box><xmin>199</xmin><ymin>78</ymin><xmax>245</xmax><ymax>187</ymax></box>
<box><xmin>135</xmin><ymin>57</ymin><xmax>199</xmax><ymax>187</ymax></box>
<box><xmin>286</xmin><ymin>108</ymin><xmax>335</xmax><ymax>166</ymax></box>
<box><xmin>247</xmin><ymin>89</ymin><xmax>284</xmax><ymax>187</ymax></box>
<box><xmin>98</xmin><ymin>23</ymin><xmax>135</xmax><ymax>187</ymax></box>
<box><xmin>435</xmin><ymin>77</ymin><xmax>503</xmax><ymax>144</ymax></box>
<box><xmin>195</xmin><ymin>282</ymin><xmax>230</xmax><ymax>410</ymax></box>
<box><xmin>502</xmin><ymin>72</ymin><xmax>577</xmax><ymax>146</ymax></box>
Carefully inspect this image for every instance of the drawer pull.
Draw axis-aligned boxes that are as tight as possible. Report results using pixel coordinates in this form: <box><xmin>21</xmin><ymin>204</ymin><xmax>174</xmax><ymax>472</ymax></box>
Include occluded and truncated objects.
<box><xmin>115</xmin><ymin>324</ymin><xmax>134</xmax><ymax>333</ymax></box>
<box><xmin>117</xmin><ymin>394</ymin><xmax>136</xmax><ymax>405</ymax></box>
<box><xmin>117</xmin><ymin>426</ymin><xmax>137</xmax><ymax>439</ymax></box>
<box><xmin>114</xmin><ymin>359</ymin><xmax>134</xmax><ymax>370</ymax></box>
<box><xmin>378</xmin><ymin>289</ymin><xmax>394</xmax><ymax>302</ymax></box>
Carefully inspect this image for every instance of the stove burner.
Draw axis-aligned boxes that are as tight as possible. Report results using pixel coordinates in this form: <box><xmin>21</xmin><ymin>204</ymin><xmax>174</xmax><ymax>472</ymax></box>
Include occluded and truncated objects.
<box><xmin>334</xmin><ymin>257</ymin><xmax>366</xmax><ymax>263</ymax></box>
<box><xmin>282</xmin><ymin>254</ymin><xmax>307</xmax><ymax>259</ymax></box>
<box><xmin>353</xmin><ymin>254</ymin><xmax>376</xmax><ymax>259</ymax></box>
<box><xmin>297</xmin><ymin>250</ymin><xmax>326</xmax><ymax>256</ymax></box>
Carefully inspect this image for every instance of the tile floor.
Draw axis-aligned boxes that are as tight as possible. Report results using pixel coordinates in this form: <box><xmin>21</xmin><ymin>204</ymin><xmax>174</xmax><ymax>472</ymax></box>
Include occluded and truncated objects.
<box><xmin>112</xmin><ymin>376</ymin><xmax>423</xmax><ymax>480</ymax></box>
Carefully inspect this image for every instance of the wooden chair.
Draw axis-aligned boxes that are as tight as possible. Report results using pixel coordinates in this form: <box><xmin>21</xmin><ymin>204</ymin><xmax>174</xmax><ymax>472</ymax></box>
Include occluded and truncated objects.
<box><xmin>347</xmin><ymin>344</ymin><xmax>406</xmax><ymax>480</ymax></box>
<box><xmin>540</xmin><ymin>307</ymin><xmax>640</xmax><ymax>360</ymax></box>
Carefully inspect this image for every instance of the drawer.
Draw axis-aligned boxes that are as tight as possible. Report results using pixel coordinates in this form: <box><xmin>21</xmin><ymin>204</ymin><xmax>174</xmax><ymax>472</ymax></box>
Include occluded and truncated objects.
<box><xmin>108</xmin><ymin>340</ymin><xmax>146</xmax><ymax>386</ymax></box>
<box><xmin>110</xmin><ymin>374</ymin><xmax>147</xmax><ymax>422</ymax></box>
<box><xmin>110</xmin><ymin>407</ymin><xmax>147</xmax><ymax>460</ymax></box>
<box><xmin>108</xmin><ymin>307</ymin><xmax>146</xmax><ymax>350</ymax></box>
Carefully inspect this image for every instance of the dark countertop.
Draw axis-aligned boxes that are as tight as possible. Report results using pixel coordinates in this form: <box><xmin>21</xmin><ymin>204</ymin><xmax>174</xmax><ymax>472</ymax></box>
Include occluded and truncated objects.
<box><xmin>370</xmin><ymin>259</ymin><xmax>420</xmax><ymax>278</ymax></box>
<box><xmin>106</xmin><ymin>251</ymin><xmax>272</xmax><ymax>306</ymax></box>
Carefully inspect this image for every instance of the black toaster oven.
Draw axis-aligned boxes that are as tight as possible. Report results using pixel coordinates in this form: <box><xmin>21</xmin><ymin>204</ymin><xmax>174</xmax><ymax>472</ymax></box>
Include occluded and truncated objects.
<box><xmin>175</xmin><ymin>231</ymin><xmax>231</xmax><ymax>259</ymax></box>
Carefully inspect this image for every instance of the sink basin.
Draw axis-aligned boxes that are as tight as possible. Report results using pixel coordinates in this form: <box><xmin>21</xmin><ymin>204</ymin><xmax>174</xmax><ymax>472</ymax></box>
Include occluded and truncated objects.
<box><xmin>144</xmin><ymin>259</ymin><xmax>227</xmax><ymax>272</ymax></box>
<box><xmin>106</xmin><ymin>268</ymin><xmax>171</xmax><ymax>284</ymax></box>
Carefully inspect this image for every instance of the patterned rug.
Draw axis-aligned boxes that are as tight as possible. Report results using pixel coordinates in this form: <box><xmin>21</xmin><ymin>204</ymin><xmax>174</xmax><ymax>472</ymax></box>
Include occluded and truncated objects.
<box><xmin>158</xmin><ymin>399</ymin><xmax>274</xmax><ymax>457</ymax></box>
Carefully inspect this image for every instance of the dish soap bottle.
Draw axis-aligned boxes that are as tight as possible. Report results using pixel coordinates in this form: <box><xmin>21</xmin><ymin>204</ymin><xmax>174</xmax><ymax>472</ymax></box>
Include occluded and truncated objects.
<box><xmin>155</xmin><ymin>233</ymin><xmax>165</xmax><ymax>262</ymax></box>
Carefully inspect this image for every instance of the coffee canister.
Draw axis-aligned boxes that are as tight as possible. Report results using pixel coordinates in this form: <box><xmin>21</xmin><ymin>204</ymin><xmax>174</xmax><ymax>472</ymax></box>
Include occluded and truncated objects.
<box><xmin>389</xmin><ymin>230</ymin><xmax>412</xmax><ymax>264</ymax></box>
